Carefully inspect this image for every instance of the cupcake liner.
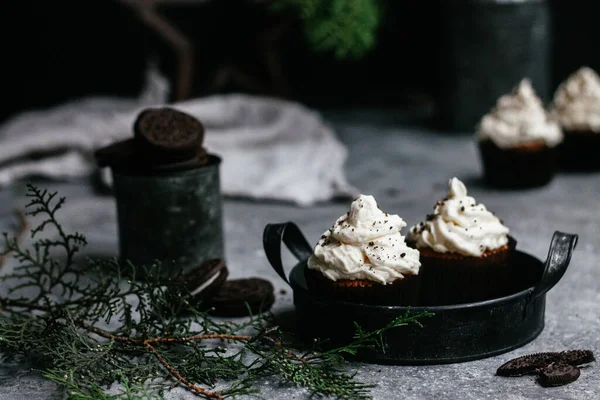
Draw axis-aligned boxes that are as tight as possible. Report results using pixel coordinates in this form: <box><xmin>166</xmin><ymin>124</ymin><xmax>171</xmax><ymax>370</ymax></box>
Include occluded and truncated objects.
<box><xmin>417</xmin><ymin>237</ymin><xmax>517</xmax><ymax>306</ymax></box>
<box><xmin>559</xmin><ymin>130</ymin><xmax>600</xmax><ymax>172</ymax></box>
<box><xmin>478</xmin><ymin>140</ymin><xmax>558</xmax><ymax>189</ymax></box>
<box><xmin>304</xmin><ymin>268</ymin><xmax>421</xmax><ymax>306</ymax></box>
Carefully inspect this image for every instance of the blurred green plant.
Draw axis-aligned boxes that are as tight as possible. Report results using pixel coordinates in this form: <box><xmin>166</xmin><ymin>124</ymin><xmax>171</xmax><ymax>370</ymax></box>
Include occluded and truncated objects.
<box><xmin>273</xmin><ymin>0</ymin><xmax>382</xmax><ymax>60</ymax></box>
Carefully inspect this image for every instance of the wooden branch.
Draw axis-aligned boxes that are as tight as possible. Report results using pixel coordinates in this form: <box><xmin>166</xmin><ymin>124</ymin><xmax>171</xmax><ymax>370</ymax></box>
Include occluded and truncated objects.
<box><xmin>86</xmin><ymin>322</ymin><xmax>252</xmax><ymax>399</ymax></box>
<box><xmin>118</xmin><ymin>0</ymin><xmax>194</xmax><ymax>101</ymax></box>
<box><xmin>120</xmin><ymin>0</ymin><xmax>295</xmax><ymax>98</ymax></box>
<box><xmin>86</xmin><ymin>323</ymin><xmax>252</xmax><ymax>345</ymax></box>
<box><xmin>145</xmin><ymin>341</ymin><xmax>224</xmax><ymax>399</ymax></box>
<box><xmin>260</xmin><ymin>18</ymin><xmax>294</xmax><ymax>97</ymax></box>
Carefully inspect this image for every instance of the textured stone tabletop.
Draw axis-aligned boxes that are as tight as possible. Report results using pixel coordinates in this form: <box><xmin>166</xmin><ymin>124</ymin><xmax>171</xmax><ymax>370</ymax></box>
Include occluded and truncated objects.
<box><xmin>1</xmin><ymin>111</ymin><xmax>598</xmax><ymax>399</ymax></box>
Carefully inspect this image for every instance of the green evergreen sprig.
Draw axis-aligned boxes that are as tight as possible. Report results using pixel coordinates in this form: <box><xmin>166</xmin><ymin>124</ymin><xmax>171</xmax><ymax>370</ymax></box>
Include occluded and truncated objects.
<box><xmin>273</xmin><ymin>0</ymin><xmax>382</xmax><ymax>60</ymax></box>
<box><xmin>0</xmin><ymin>184</ymin><xmax>433</xmax><ymax>399</ymax></box>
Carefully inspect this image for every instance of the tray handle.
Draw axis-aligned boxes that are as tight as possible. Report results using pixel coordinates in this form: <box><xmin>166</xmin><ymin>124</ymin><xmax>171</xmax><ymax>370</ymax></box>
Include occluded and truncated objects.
<box><xmin>529</xmin><ymin>231</ymin><xmax>578</xmax><ymax>302</ymax></box>
<box><xmin>263</xmin><ymin>222</ymin><xmax>313</xmax><ymax>286</ymax></box>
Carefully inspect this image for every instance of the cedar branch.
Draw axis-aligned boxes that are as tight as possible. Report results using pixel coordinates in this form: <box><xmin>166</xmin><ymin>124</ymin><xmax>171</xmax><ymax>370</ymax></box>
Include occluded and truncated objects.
<box><xmin>145</xmin><ymin>341</ymin><xmax>224</xmax><ymax>399</ymax></box>
<box><xmin>85</xmin><ymin>322</ymin><xmax>252</xmax><ymax>345</ymax></box>
<box><xmin>0</xmin><ymin>297</ymin><xmax>250</xmax><ymax>399</ymax></box>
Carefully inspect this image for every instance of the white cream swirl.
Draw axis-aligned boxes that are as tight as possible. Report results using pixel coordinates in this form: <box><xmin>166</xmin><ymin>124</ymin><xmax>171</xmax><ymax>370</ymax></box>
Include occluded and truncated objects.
<box><xmin>476</xmin><ymin>79</ymin><xmax>563</xmax><ymax>148</ymax></box>
<box><xmin>307</xmin><ymin>194</ymin><xmax>420</xmax><ymax>284</ymax></box>
<box><xmin>553</xmin><ymin>67</ymin><xmax>600</xmax><ymax>132</ymax></box>
<box><xmin>408</xmin><ymin>178</ymin><xmax>509</xmax><ymax>257</ymax></box>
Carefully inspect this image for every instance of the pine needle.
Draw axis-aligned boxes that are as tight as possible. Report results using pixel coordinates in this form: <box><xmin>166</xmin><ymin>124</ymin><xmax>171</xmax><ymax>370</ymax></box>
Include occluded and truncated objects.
<box><xmin>273</xmin><ymin>0</ymin><xmax>382</xmax><ymax>60</ymax></box>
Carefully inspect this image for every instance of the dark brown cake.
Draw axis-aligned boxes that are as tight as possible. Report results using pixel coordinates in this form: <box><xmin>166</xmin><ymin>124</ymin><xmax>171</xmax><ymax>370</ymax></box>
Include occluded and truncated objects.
<box><xmin>479</xmin><ymin>139</ymin><xmax>558</xmax><ymax>189</ymax></box>
<box><xmin>304</xmin><ymin>268</ymin><xmax>421</xmax><ymax>306</ymax></box>
<box><xmin>552</xmin><ymin>67</ymin><xmax>600</xmax><ymax>172</ymax></box>
<box><xmin>414</xmin><ymin>237</ymin><xmax>517</xmax><ymax>305</ymax></box>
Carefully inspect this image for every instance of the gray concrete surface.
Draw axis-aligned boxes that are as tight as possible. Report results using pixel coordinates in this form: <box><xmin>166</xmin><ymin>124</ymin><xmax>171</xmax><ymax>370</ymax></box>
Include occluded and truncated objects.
<box><xmin>0</xmin><ymin>113</ymin><xmax>598</xmax><ymax>399</ymax></box>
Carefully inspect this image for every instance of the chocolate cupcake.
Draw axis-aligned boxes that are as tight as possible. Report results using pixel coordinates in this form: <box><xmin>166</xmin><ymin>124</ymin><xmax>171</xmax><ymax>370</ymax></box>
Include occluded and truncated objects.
<box><xmin>306</xmin><ymin>195</ymin><xmax>421</xmax><ymax>305</ymax></box>
<box><xmin>552</xmin><ymin>67</ymin><xmax>600</xmax><ymax>171</ymax></box>
<box><xmin>407</xmin><ymin>178</ymin><xmax>516</xmax><ymax>305</ymax></box>
<box><xmin>476</xmin><ymin>79</ymin><xmax>563</xmax><ymax>189</ymax></box>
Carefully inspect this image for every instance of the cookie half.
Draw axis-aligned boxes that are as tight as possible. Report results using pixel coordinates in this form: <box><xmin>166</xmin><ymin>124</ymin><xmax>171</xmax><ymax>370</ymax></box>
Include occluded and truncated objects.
<box><xmin>166</xmin><ymin>259</ymin><xmax>228</xmax><ymax>304</ymax></box>
<box><xmin>538</xmin><ymin>362</ymin><xmax>581</xmax><ymax>387</ymax></box>
<box><xmin>206</xmin><ymin>278</ymin><xmax>275</xmax><ymax>317</ymax></box>
<box><xmin>497</xmin><ymin>352</ymin><xmax>560</xmax><ymax>377</ymax></box>
<box><xmin>134</xmin><ymin>107</ymin><xmax>204</xmax><ymax>162</ymax></box>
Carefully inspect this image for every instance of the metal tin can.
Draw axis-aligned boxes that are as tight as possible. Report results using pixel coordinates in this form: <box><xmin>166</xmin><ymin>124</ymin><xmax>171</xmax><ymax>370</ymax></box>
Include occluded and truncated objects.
<box><xmin>439</xmin><ymin>0</ymin><xmax>551</xmax><ymax>132</ymax></box>
<box><xmin>112</xmin><ymin>155</ymin><xmax>224</xmax><ymax>276</ymax></box>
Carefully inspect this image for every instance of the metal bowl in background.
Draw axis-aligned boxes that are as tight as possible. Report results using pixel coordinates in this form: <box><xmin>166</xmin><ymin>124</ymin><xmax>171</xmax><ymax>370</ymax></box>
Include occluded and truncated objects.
<box><xmin>263</xmin><ymin>222</ymin><xmax>577</xmax><ymax>365</ymax></box>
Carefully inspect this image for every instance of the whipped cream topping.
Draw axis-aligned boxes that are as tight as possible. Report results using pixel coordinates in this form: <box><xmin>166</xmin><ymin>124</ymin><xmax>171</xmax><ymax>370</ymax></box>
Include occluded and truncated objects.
<box><xmin>553</xmin><ymin>67</ymin><xmax>600</xmax><ymax>132</ymax></box>
<box><xmin>408</xmin><ymin>178</ymin><xmax>509</xmax><ymax>257</ymax></box>
<box><xmin>477</xmin><ymin>79</ymin><xmax>563</xmax><ymax>148</ymax></box>
<box><xmin>307</xmin><ymin>195</ymin><xmax>420</xmax><ymax>284</ymax></box>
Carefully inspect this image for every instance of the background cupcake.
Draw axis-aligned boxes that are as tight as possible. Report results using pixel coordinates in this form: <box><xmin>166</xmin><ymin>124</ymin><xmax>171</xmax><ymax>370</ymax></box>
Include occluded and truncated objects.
<box><xmin>552</xmin><ymin>66</ymin><xmax>600</xmax><ymax>171</ymax></box>
<box><xmin>407</xmin><ymin>178</ymin><xmax>516</xmax><ymax>305</ymax></box>
<box><xmin>306</xmin><ymin>194</ymin><xmax>421</xmax><ymax>305</ymax></box>
<box><xmin>476</xmin><ymin>79</ymin><xmax>563</xmax><ymax>189</ymax></box>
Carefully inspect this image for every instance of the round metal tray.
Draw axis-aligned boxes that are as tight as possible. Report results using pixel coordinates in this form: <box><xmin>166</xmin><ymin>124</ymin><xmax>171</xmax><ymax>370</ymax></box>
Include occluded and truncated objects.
<box><xmin>263</xmin><ymin>222</ymin><xmax>578</xmax><ymax>365</ymax></box>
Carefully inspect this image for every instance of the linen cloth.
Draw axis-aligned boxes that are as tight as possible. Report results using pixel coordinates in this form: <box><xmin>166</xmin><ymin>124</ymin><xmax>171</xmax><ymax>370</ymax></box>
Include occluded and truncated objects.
<box><xmin>0</xmin><ymin>67</ymin><xmax>356</xmax><ymax>206</ymax></box>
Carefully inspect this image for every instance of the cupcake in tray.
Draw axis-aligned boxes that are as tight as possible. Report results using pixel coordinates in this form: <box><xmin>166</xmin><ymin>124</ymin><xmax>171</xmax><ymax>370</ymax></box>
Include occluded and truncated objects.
<box><xmin>552</xmin><ymin>66</ymin><xmax>600</xmax><ymax>171</ymax></box>
<box><xmin>407</xmin><ymin>178</ymin><xmax>516</xmax><ymax>305</ymax></box>
<box><xmin>476</xmin><ymin>79</ymin><xmax>563</xmax><ymax>189</ymax></box>
<box><xmin>306</xmin><ymin>194</ymin><xmax>421</xmax><ymax>305</ymax></box>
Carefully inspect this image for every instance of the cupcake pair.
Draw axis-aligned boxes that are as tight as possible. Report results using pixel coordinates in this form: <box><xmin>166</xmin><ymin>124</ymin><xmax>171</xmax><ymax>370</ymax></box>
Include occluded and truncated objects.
<box><xmin>306</xmin><ymin>178</ymin><xmax>515</xmax><ymax>306</ymax></box>
<box><xmin>476</xmin><ymin>67</ymin><xmax>600</xmax><ymax>189</ymax></box>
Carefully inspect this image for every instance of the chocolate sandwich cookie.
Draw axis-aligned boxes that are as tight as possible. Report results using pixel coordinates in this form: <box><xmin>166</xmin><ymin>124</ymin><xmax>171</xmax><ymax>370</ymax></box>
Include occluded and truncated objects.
<box><xmin>94</xmin><ymin>138</ymin><xmax>137</xmax><ymax>168</ymax></box>
<box><xmin>165</xmin><ymin>259</ymin><xmax>228</xmax><ymax>304</ymax></box>
<box><xmin>538</xmin><ymin>363</ymin><xmax>581</xmax><ymax>387</ymax></box>
<box><xmin>98</xmin><ymin>146</ymin><xmax>212</xmax><ymax>175</ymax></box>
<box><xmin>497</xmin><ymin>352</ymin><xmax>560</xmax><ymax>376</ymax></box>
<box><xmin>206</xmin><ymin>278</ymin><xmax>275</xmax><ymax>317</ymax></box>
<box><xmin>95</xmin><ymin>107</ymin><xmax>212</xmax><ymax>179</ymax></box>
<box><xmin>559</xmin><ymin>350</ymin><xmax>595</xmax><ymax>366</ymax></box>
<box><xmin>134</xmin><ymin>107</ymin><xmax>204</xmax><ymax>163</ymax></box>
<box><xmin>142</xmin><ymin>147</ymin><xmax>210</xmax><ymax>173</ymax></box>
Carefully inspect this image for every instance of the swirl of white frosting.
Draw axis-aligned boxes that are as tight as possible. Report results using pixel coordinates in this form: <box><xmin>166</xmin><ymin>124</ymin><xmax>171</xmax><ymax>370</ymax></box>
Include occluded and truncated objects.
<box><xmin>307</xmin><ymin>194</ymin><xmax>420</xmax><ymax>284</ymax></box>
<box><xmin>408</xmin><ymin>178</ymin><xmax>509</xmax><ymax>257</ymax></box>
<box><xmin>553</xmin><ymin>67</ymin><xmax>600</xmax><ymax>132</ymax></box>
<box><xmin>476</xmin><ymin>79</ymin><xmax>563</xmax><ymax>148</ymax></box>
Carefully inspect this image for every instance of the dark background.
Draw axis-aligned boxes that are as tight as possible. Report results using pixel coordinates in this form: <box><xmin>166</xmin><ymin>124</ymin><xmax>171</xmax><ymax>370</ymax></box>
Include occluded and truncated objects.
<box><xmin>3</xmin><ymin>0</ymin><xmax>599</xmax><ymax>124</ymax></box>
